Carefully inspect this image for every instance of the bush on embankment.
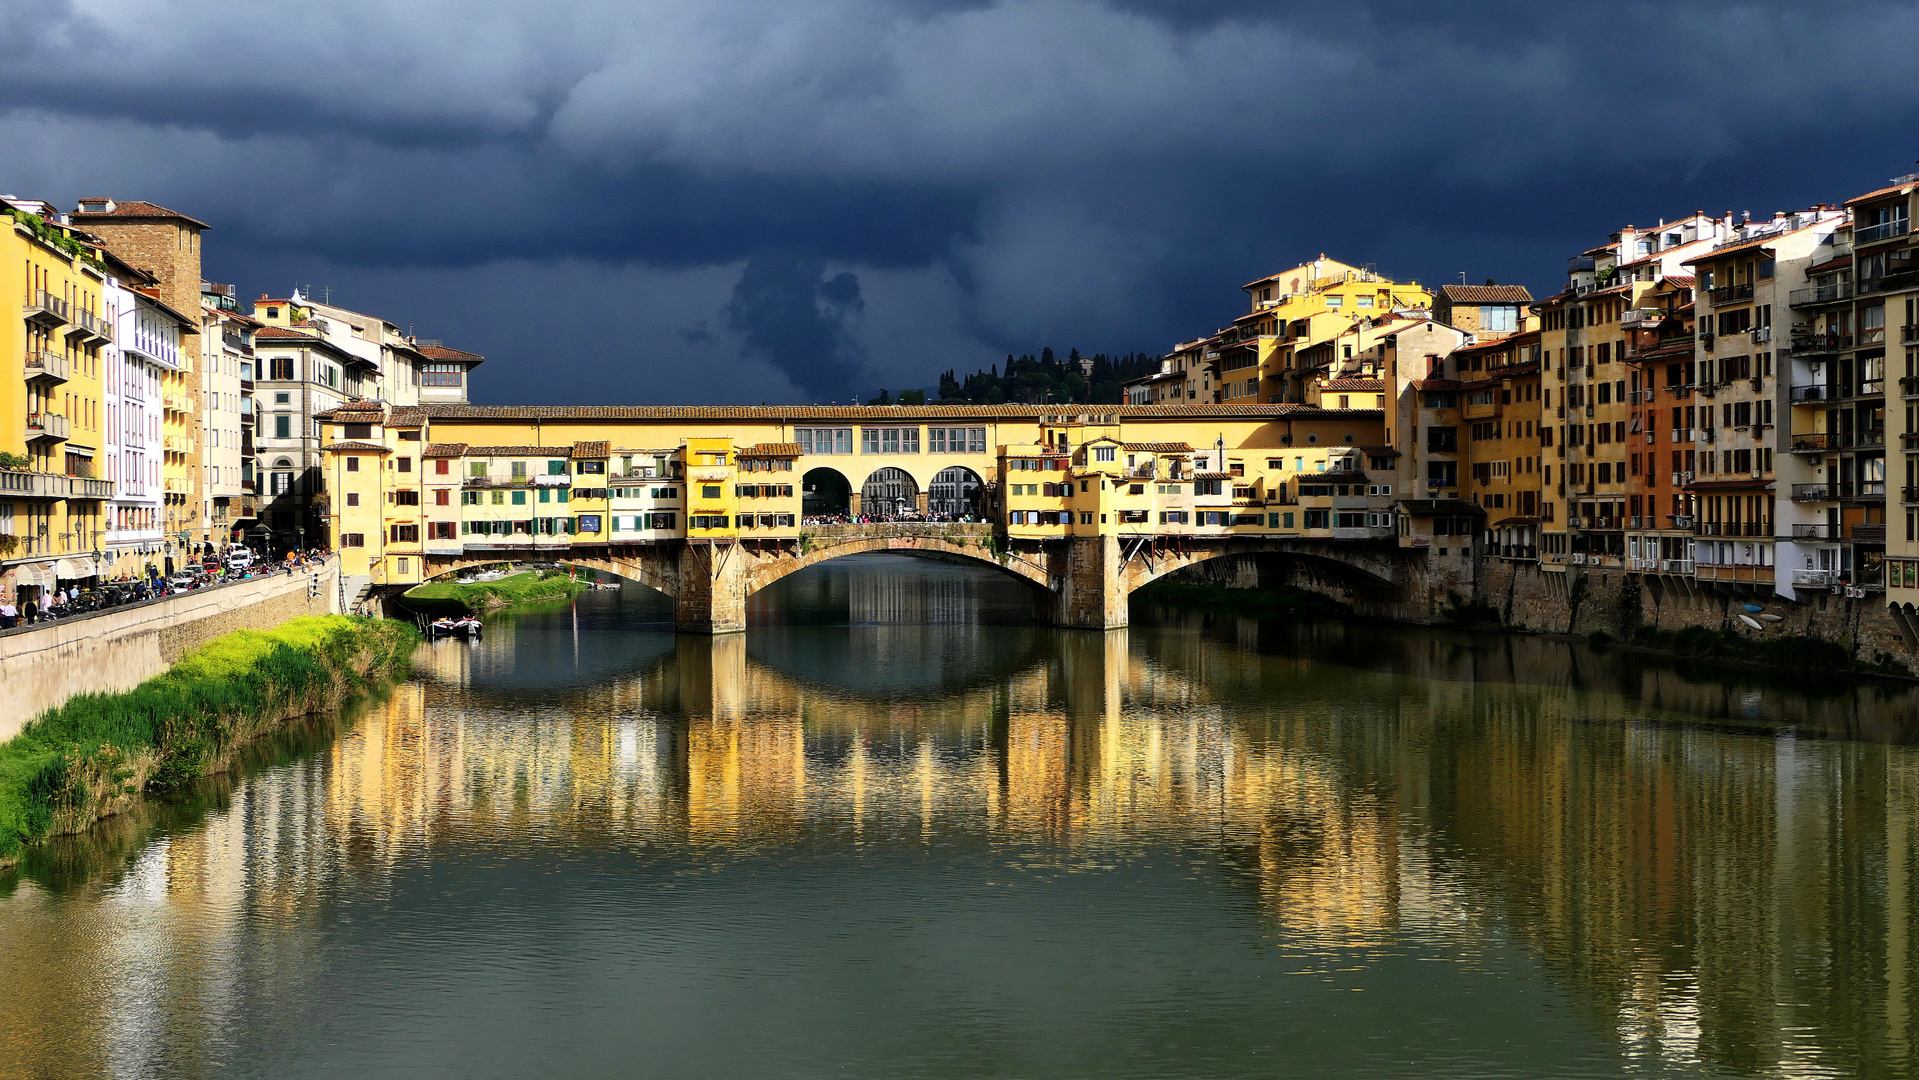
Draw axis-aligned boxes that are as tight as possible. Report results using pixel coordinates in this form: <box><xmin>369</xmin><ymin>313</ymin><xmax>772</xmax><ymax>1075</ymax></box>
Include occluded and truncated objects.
<box><xmin>0</xmin><ymin>615</ymin><xmax>418</xmax><ymax>867</ymax></box>
<box><xmin>1628</xmin><ymin>624</ymin><xmax>1858</xmax><ymax>673</ymax></box>
<box><xmin>402</xmin><ymin>569</ymin><xmax>587</xmax><ymax>616</ymax></box>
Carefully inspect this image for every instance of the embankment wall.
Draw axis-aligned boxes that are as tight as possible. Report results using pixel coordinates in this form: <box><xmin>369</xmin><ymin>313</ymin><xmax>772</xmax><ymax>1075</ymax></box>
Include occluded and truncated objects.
<box><xmin>0</xmin><ymin>561</ymin><xmax>340</xmax><ymax>741</ymax></box>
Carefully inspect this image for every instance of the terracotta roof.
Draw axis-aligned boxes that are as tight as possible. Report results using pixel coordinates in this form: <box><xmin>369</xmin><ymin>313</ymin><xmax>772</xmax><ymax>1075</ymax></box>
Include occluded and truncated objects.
<box><xmin>1440</xmin><ymin>284</ymin><xmax>1533</xmax><ymax>304</ymax></box>
<box><xmin>1492</xmin><ymin>515</ymin><xmax>1543</xmax><ymax>526</ymax></box>
<box><xmin>1806</xmin><ymin>254</ymin><xmax>1853</xmax><ymax>275</ymax></box>
<box><xmin>571</xmin><ymin>440</ymin><xmax>610</xmax><ymax>459</ymax></box>
<box><xmin>1682</xmin><ymin>233</ymin><xmax>1786</xmax><ymax>265</ymax></box>
<box><xmin>418</xmin><ymin>403</ymin><xmax>1383</xmax><ymax>421</ymax></box>
<box><xmin>71</xmin><ymin>199</ymin><xmax>211</xmax><ymax>230</ymax></box>
<box><xmin>1462</xmin><ymin>362</ymin><xmax>1541</xmax><ymax>386</ymax></box>
<box><xmin>417</xmin><ymin>344</ymin><xmax>484</xmax><ymax>363</ymax></box>
<box><xmin>1846</xmin><ymin>182</ymin><xmax>1913</xmax><ymax>207</ymax></box>
<box><xmin>1194</xmin><ymin>471</ymin><xmax>1235</xmax><ymax>480</ymax></box>
<box><xmin>313</xmin><ymin>403</ymin><xmax>384</xmax><ymax>423</ymax></box>
<box><xmin>423</xmin><ymin>442</ymin><xmax>468</xmax><ymax>458</ymax></box>
<box><xmin>1121</xmin><ymin>442</ymin><xmax>1194</xmax><ymax>453</ymax></box>
<box><xmin>1663</xmin><ymin>275</ymin><xmax>1696</xmax><ymax>288</ymax></box>
<box><xmin>1321</xmin><ymin>378</ymin><xmax>1384</xmax><ymax>391</ymax></box>
<box><xmin>465</xmin><ymin>446</ymin><xmax>575</xmax><ymax>457</ymax></box>
<box><xmin>1359</xmin><ymin>446</ymin><xmax>1400</xmax><ymax>457</ymax></box>
<box><xmin>387</xmin><ymin>406</ymin><xmax>427</xmax><ymax>427</ymax></box>
<box><xmin>253</xmin><ymin>326</ymin><xmax>321</xmax><ymax>341</ymax></box>
<box><xmin>1397</xmin><ymin>499</ymin><xmax>1485</xmax><ymax>515</ymax></box>
<box><xmin>322</xmin><ymin>441</ymin><xmax>389</xmax><ymax>453</ymax></box>
<box><xmin>1412</xmin><ymin>379</ymin><xmax>1464</xmax><ymax>391</ymax></box>
<box><xmin>1682</xmin><ymin>478</ymin><xmax>1775</xmax><ymax>492</ymax></box>
<box><xmin>738</xmin><ymin>442</ymin><xmax>802</xmax><ymax>457</ymax></box>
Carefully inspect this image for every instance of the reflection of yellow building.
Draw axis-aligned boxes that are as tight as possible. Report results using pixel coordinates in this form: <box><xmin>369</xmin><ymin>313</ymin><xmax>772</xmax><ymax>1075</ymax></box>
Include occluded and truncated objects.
<box><xmin>13</xmin><ymin>626</ymin><xmax>1919</xmax><ymax>1079</ymax></box>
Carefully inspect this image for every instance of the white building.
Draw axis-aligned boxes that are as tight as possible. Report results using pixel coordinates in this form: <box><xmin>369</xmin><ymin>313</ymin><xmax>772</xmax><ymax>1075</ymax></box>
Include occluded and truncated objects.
<box><xmin>100</xmin><ymin>276</ymin><xmax>184</xmax><ymax>575</ymax></box>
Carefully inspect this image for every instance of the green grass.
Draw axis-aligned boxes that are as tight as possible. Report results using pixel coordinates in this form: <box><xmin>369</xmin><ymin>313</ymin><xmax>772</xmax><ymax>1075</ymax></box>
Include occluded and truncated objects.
<box><xmin>403</xmin><ymin>568</ymin><xmax>587</xmax><ymax>615</ymax></box>
<box><xmin>0</xmin><ymin>615</ymin><xmax>417</xmax><ymax>866</ymax></box>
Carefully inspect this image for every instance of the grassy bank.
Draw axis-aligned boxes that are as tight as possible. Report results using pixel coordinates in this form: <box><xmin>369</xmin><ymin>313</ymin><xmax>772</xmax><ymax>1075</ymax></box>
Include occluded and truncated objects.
<box><xmin>1131</xmin><ymin>581</ymin><xmax>1352</xmax><ymax>620</ymax></box>
<box><xmin>402</xmin><ymin>568</ymin><xmax>587</xmax><ymax>616</ymax></box>
<box><xmin>0</xmin><ymin>615</ymin><xmax>418</xmax><ymax>870</ymax></box>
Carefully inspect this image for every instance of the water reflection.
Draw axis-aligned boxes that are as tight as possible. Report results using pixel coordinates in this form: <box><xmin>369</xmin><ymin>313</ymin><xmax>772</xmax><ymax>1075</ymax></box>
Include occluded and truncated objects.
<box><xmin>4</xmin><ymin>555</ymin><xmax>1919</xmax><ymax>1078</ymax></box>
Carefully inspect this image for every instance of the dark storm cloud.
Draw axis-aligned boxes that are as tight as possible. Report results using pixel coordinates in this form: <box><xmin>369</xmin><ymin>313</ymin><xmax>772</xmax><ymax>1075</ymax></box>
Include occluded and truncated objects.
<box><xmin>4</xmin><ymin>0</ymin><xmax>1919</xmax><ymax>403</ymax></box>
<box><xmin>725</xmin><ymin>252</ymin><xmax>867</xmax><ymax>399</ymax></box>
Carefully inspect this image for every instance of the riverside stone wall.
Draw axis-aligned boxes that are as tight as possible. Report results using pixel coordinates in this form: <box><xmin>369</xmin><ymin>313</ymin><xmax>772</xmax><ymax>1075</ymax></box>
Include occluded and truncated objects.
<box><xmin>0</xmin><ymin>561</ymin><xmax>340</xmax><ymax>742</ymax></box>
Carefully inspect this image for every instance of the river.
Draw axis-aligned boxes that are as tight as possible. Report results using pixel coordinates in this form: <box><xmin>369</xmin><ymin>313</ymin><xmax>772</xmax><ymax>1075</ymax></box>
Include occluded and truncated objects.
<box><xmin>4</xmin><ymin>554</ymin><xmax>1919</xmax><ymax>1078</ymax></box>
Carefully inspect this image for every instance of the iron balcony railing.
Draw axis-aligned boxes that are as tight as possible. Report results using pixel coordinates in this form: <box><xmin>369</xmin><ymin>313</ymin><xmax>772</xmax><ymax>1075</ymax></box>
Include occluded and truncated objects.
<box><xmin>1789</xmin><ymin>283</ymin><xmax>1854</xmax><ymax>308</ymax></box>
<box><xmin>1708</xmin><ymin>282</ymin><xmax>1755</xmax><ymax>306</ymax></box>
<box><xmin>1791</xmin><ymin>483</ymin><xmax>1834</xmax><ymax>501</ymax></box>
<box><xmin>1854</xmin><ymin>218</ymin><xmax>1911</xmax><ymax>245</ymax></box>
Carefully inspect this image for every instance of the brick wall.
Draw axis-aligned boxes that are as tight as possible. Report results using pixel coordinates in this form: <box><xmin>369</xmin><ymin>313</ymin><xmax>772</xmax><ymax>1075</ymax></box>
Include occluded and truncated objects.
<box><xmin>0</xmin><ymin>561</ymin><xmax>340</xmax><ymax>741</ymax></box>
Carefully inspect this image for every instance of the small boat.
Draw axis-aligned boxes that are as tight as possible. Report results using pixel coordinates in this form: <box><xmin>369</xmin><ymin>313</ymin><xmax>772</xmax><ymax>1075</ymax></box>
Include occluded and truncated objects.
<box><xmin>1758</xmin><ymin>613</ymin><xmax>1784</xmax><ymax>623</ymax></box>
<box><xmin>430</xmin><ymin>616</ymin><xmax>485</xmax><ymax>640</ymax></box>
<box><xmin>1741</xmin><ymin>603</ymin><xmax>1764</xmax><ymax>614</ymax></box>
<box><xmin>1738</xmin><ymin>613</ymin><xmax>1765</xmax><ymax>631</ymax></box>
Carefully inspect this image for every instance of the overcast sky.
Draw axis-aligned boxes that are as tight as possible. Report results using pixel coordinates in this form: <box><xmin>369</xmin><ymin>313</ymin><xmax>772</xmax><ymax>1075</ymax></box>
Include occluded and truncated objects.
<box><xmin>6</xmin><ymin>0</ymin><xmax>1919</xmax><ymax>404</ymax></box>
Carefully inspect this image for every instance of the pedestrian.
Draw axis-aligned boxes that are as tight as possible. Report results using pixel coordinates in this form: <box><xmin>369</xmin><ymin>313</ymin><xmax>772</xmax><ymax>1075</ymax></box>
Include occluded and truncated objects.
<box><xmin>0</xmin><ymin>599</ymin><xmax>16</xmax><ymax>630</ymax></box>
<box><xmin>23</xmin><ymin>596</ymin><xmax>39</xmax><ymax>624</ymax></box>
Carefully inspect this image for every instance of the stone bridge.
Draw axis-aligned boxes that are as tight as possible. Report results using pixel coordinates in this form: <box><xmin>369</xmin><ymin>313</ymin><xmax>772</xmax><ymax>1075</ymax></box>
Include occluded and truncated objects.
<box><xmin>408</xmin><ymin>523</ymin><xmax>1420</xmax><ymax>632</ymax></box>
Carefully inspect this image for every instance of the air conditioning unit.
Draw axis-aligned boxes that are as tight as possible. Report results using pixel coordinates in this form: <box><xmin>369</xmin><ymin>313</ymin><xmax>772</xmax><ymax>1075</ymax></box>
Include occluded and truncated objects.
<box><xmin>1682</xmin><ymin>471</ymin><xmax>1694</xmax><ymax>482</ymax></box>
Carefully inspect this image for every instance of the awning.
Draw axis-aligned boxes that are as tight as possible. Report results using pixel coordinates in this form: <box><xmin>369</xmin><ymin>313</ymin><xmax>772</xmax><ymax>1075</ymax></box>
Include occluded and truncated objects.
<box><xmin>53</xmin><ymin>557</ymin><xmax>95</xmax><ymax>580</ymax></box>
<box><xmin>9</xmin><ymin>561</ymin><xmax>54</xmax><ymax>589</ymax></box>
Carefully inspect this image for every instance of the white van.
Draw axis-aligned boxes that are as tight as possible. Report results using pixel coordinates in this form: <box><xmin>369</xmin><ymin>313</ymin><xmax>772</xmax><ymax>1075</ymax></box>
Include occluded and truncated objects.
<box><xmin>224</xmin><ymin>548</ymin><xmax>255</xmax><ymax>571</ymax></box>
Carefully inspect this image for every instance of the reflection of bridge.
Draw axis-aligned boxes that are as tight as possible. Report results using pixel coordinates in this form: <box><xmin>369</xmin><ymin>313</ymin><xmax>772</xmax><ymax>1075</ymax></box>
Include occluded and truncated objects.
<box><xmin>413</xmin><ymin>522</ymin><xmax>1416</xmax><ymax>632</ymax></box>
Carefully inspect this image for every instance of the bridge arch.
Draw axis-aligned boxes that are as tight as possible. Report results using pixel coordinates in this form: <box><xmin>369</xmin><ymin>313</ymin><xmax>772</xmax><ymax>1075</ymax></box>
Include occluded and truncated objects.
<box><xmin>859</xmin><ymin>468</ymin><xmax>919</xmax><ymax>518</ymax></box>
<box><xmin>802</xmin><ymin>467</ymin><xmax>852</xmax><ymax>518</ymax></box>
<box><xmin>1123</xmin><ymin>539</ymin><xmax>1401</xmax><ymax>594</ymax></box>
<box><xmin>744</xmin><ymin>534</ymin><xmax>1053</xmax><ymax>599</ymax></box>
<box><xmin>928</xmin><ymin>465</ymin><xmax>988</xmax><ymax>519</ymax></box>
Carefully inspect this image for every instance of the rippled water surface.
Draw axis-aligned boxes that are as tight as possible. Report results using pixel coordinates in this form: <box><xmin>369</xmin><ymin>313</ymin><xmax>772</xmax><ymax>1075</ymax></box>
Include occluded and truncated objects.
<box><xmin>7</xmin><ymin>554</ymin><xmax>1919</xmax><ymax>1078</ymax></box>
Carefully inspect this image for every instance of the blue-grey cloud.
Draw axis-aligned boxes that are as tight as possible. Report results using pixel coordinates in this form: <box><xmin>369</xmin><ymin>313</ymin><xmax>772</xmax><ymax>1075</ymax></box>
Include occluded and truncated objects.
<box><xmin>3</xmin><ymin>0</ymin><xmax>1919</xmax><ymax>403</ymax></box>
<box><xmin>725</xmin><ymin>252</ymin><xmax>867</xmax><ymax>399</ymax></box>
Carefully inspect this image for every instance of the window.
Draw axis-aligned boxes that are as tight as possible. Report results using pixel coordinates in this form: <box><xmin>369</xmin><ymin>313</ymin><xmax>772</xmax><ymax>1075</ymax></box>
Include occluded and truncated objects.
<box><xmin>435</xmin><ymin>489</ymin><xmax>450</xmax><ymax>506</ymax></box>
<box><xmin>389</xmin><ymin>524</ymin><xmax>419</xmax><ymax>543</ymax></box>
<box><xmin>345</xmin><ymin>492</ymin><xmax>359</xmax><ymax>507</ymax></box>
<box><xmin>435</xmin><ymin>459</ymin><xmax>449</xmax><ymax>475</ymax></box>
<box><xmin>345</xmin><ymin>457</ymin><xmax>360</xmax><ymax>473</ymax></box>
<box><xmin>269</xmin><ymin>357</ymin><xmax>293</xmax><ymax>380</ymax></box>
<box><xmin>796</xmin><ymin>427</ymin><xmax>853</xmax><ymax>454</ymax></box>
<box><xmin>394</xmin><ymin>490</ymin><xmax>419</xmax><ymax>506</ymax></box>
<box><xmin>470</xmin><ymin>461</ymin><xmax>487</xmax><ymax>477</ymax></box>
<box><xmin>274</xmin><ymin>414</ymin><xmax>291</xmax><ymax>438</ymax></box>
<box><xmin>1094</xmin><ymin>446</ymin><xmax>1116</xmax><ymax>462</ymax></box>
<box><xmin>575</xmin><ymin>460</ymin><xmax>605</xmax><ymax>474</ymax></box>
<box><xmin>929</xmin><ymin>427</ymin><xmax>987</xmax><ymax>453</ymax></box>
<box><xmin>702</xmin><ymin>484</ymin><xmax>722</xmax><ymax>499</ymax></box>
<box><xmin>345</xmin><ymin>423</ymin><xmax>372</xmax><ymax>439</ymax></box>
<box><xmin>576</xmin><ymin>515</ymin><xmax>602</xmax><ymax>533</ymax></box>
<box><xmin>341</xmin><ymin>533</ymin><xmax>364</xmax><ymax>547</ymax></box>
<box><xmin>861</xmin><ymin>427</ymin><xmax>920</xmax><ymax>454</ymax></box>
<box><xmin>397</xmin><ymin>457</ymin><xmax>411</xmax><ymax>473</ymax></box>
<box><xmin>511</xmin><ymin>490</ymin><xmax>527</xmax><ymax>505</ymax></box>
<box><xmin>421</xmin><ymin>363</ymin><xmax>463</xmax><ymax>387</ymax></box>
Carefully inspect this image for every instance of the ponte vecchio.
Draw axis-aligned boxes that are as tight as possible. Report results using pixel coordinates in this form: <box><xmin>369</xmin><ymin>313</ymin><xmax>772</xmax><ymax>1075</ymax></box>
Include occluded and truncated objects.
<box><xmin>320</xmin><ymin>402</ymin><xmax>1471</xmax><ymax>631</ymax></box>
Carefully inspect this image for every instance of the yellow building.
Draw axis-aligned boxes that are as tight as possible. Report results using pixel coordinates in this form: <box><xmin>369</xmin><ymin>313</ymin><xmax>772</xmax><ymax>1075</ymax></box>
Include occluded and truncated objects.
<box><xmin>0</xmin><ymin>198</ymin><xmax>120</xmax><ymax>600</ymax></box>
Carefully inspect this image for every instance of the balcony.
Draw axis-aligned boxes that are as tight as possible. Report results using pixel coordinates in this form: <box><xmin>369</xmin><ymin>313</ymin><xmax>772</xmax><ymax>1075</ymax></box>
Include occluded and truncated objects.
<box><xmin>1858</xmin><ymin>327</ymin><xmax>1887</xmax><ymax>348</ymax></box>
<box><xmin>1789</xmin><ymin>283</ymin><xmax>1854</xmax><ymax>308</ymax></box>
<box><xmin>67</xmin><ymin>307</ymin><xmax>111</xmax><ymax>343</ymax></box>
<box><xmin>1662</xmin><ymin>383</ymin><xmax>1693</xmax><ymax>400</ymax></box>
<box><xmin>1904</xmin><ymin>326</ymin><xmax>1919</xmax><ymax>345</ymax></box>
<box><xmin>1853</xmin><ymin>523</ymin><xmax>1887</xmax><ymax>542</ymax></box>
<box><xmin>1790</xmin><ymin>333</ymin><xmax>1854</xmax><ymax>358</ymax></box>
<box><xmin>24</xmin><ymin>349</ymin><xmax>69</xmax><ymax>384</ymax></box>
<box><xmin>1854</xmin><ymin>218</ymin><xmax>1910</xmax><ymax>246</ymax></box>
<box><xmin>1708</xmin><ymin>282</ymin><xmax>1755</xmax><ymax>306</ymax></box>
<box><xmin>1791</xmin><ymin>432</ymin><xmax>1834</xmax><ymax>453</ymax></box>
<box><xmin>1662</xmin><ymin>558</ymin><xmax>1695</xmax><ymax>575</ymax></box>
<box><xmin>0</xmin><ymin>470</ymin><xmax>70</xmax><ymax>499</ymax></box>
<box><xmin>1789</xmin><ymin>383</ymin><xmax>1834</xmax><ymax>403</ymax></box>
<box><xmin>1791</xmin><ymin>483</ymin><xmax>1834</xmax><ymax>501</ymax></box>
<box><xmin>1792</xmin><ymin>569</ymin><xmax>1840</xmax><ymax>587</ymax></box>
<box><xmin>1852</xmin><ymin>429</ymin><xmax>1886</xmax><ymax>449</ymax></box>
<box><xmin>1843</xmin><ymin>481</ymin><xmax>1887</xmax><ymax>501</ymax></box>
<box><xmin>1792</xmin><ymin>523</ymin><xmax>1838</xmax><ymax>539</ymax></box>
<box><xmin>1695</xmin><ymin>563</ymin><xmax>1776</xmax><ymax>584</ymax></box>
<box><xmin>162</xmin><ymin>394</ymin><xmax>186</xmax><ymax>413</ymax></box>
<box><xmin>26</xmin><ymin>412</ymin><xmax>69</xmax><ymax>442</ymax></box>
<box><xmin>68</xmin><ymin>477</ymin><xmax>113</xmax><ymax>500</ymax></box>
<box><xmin>22</xmin><ymin>289</ymin><xmax>69</xmax><ymax>327</ymax></box>
<box><xmin>164</xmin><ymin>434</ymin><xmax>196</xmax><ymax>455</ymax></box>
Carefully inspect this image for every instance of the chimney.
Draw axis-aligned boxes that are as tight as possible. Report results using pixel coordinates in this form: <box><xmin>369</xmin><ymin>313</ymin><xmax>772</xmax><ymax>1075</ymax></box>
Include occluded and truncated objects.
<box><xmin>75</xmin><ymin>197</ymin><xmax>114</xmax><ymax>214</ymax></box>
